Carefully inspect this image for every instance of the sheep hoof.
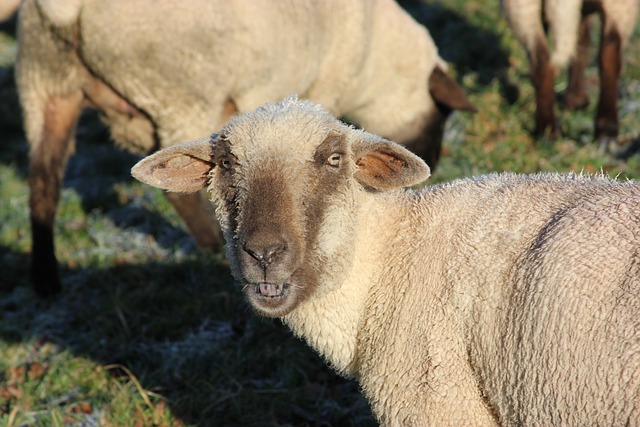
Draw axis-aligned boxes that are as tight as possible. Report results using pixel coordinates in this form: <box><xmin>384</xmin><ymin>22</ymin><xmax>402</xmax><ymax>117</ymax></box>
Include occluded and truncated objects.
<box><xmin>596</xmin><ymin>135</ymin><xmax>619</xmax><ymax>156</ymax></box>
<box><xmin>30</xmin><ymin>259</ymin><xmax>62</xmax><ymax>297</ymax></box>
<box><xmin>564</xmin><ymin>92</ymin><xmax>590</xmax><ymax>111</ymax></box>
<box><xmin>534</xmin><ymin>122</ymin><xmax>561</xmax><ymax>140</ymax></box>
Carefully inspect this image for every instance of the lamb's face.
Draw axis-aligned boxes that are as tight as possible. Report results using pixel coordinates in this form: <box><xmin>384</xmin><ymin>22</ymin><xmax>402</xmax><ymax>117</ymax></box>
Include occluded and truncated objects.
<box><xmin>131</xmin><ymin>98</ymin><xmax>431</xmax><ymax>318</ymax></box>
<box><xmin>209</xmin><ymin>124</ymin><xmax>359</xmax><ymax>318</ymax></box>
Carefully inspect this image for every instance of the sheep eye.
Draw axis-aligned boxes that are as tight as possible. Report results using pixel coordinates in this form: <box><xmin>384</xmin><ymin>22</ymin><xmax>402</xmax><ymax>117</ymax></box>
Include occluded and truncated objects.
<box><xmin>326</xmin><ymin>153</ymin><xmax>341</xmax><ymax>168</ymax></box>
<box><xmin>220</xmin><ymin>158</ymin><xmax>232</xmax><ymax>170</ymax></box>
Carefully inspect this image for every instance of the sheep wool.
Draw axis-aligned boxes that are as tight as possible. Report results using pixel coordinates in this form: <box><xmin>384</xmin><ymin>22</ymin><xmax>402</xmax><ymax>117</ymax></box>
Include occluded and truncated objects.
<box><xmin>132</xmin><ymin>97</ymin><xmax>640</xmax><ymax>426</ymax></box>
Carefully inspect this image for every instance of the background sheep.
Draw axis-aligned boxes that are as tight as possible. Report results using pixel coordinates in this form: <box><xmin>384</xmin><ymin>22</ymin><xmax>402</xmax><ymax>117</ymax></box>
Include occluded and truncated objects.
<box><xmin>16</xmin><ymin>0</ymin><xmax>475</xmax><ymax>296</ymax></box>
<box><xmin>0</xmin><ymin>0</ymin><xmax>20</xmax><ymax>22</ymax></box>
<box><xmin>501</xmin><ymin>0</ymin><xmax>639</xmax><ymax>143</ymax></box>
<box><xmin>132</xmin><ymin>97</ymin><xmax>640</xmax><ymax>426</ymax></box>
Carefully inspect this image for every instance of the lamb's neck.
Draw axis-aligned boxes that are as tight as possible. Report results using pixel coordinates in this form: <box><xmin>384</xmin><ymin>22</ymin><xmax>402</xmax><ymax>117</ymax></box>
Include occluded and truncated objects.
<box><xmin>282</xmin><ymin>191</ymin><xmax>409</xmax><ymax>376</ymax></box>
<box><xmin>281</xmin><ymin>269</ymin><xmax>373</xmax><ymax>376</ymax></box>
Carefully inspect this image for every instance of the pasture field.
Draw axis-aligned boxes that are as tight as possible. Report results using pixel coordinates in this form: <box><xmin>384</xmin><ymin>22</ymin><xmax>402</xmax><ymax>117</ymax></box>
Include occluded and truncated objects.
<box><xmin>1</xmin><ymin>1</ymin><xmax>639</xmax><ymax>426</ymax></box>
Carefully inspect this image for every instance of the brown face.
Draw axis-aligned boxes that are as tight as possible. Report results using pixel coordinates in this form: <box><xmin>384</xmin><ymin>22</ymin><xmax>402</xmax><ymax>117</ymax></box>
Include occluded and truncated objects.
<box><xmin>210</xmin><ymin>131</ymin><xmax>353</xmax><ymax>317</ymax></box>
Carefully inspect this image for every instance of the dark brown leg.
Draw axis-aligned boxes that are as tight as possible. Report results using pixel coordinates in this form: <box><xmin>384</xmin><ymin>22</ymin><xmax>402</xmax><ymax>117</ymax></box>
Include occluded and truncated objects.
<box><xmin>531</xmin><ymin>37</ymin><xmax>559</xmax><ymax>137</ymax></box>
<box><xmin>29</xmin><ymin>92</ymin><xmax>84</xmax><ymax>296</ymax></box>
<box><xmin>595</xmin><ymin>18</ymin><xmax>622</xmax><ymax>140</ymax></box>
<box><xmin>164</xmin><ymin>191</ymin><xmax>224</xmax><ymax>251</ymax></box>
<box><xmin>565</xmin><ymin>16</ymin><xmax>592</xmax><ymax>110</ymax></box>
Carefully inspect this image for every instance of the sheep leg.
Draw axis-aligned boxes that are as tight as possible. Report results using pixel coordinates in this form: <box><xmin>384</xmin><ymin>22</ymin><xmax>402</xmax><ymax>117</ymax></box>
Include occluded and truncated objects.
<box><xmin>29</xmin><ymin>91</ymin><xmax>84</xmax><ymax>296</ymax></box>
<box><xmin>163</xmin><ymin>191</ymin><xmax>224</xmax><ymax>251</ymax></box>
<box><xmin>83</xmin><ymin>76</ymin><xmax>142</xmax><ymax>117</ymax></box>
<box><xmin>595</xmin><ymin>17</ymin><xmax>622</xmax><ymax>144</ymax></box>
<box><xmin>531</xmin><ymin>38</ymin><xmax>559</xmax><ymax>137</ymax></box>
<box><xmin>565</xmin><ymin>15</ymin><xmax>592</xmax><ymax>110</ymax></box>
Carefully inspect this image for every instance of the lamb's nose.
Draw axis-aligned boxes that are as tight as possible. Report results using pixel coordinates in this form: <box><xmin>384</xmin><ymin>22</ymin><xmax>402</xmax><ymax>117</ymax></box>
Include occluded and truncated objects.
<box><xmin>243</xmin><ymin>242</ymin><xmax>288</xmax><ymax>269</ymax></box>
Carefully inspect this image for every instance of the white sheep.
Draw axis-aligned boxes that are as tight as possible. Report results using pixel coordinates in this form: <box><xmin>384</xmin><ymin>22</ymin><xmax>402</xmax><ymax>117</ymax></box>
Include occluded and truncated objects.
<box><xmin>132</xmin><ymin>96</ymin><xmax>640</xmax><ymax>426</ymax></box>
<box><xmin>501</xmin><ymin>0</ymin><xmax>639</xmax><ymax>141</ymax></box>
<box><xmin>16</xmin><ymin>0</ymin><xmax>475</xmax><ymax>296</ymax></box>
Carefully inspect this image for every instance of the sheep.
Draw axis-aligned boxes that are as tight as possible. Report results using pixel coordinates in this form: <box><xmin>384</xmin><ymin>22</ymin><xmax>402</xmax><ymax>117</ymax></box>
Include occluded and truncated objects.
<box><xmin>501</xmin><ymin>0</ymin><xmax>639</xmax><ymax>143</ymax></box>
<box><xmin>15</xmin><ymin>0</ymin><xmax>475</xmax><ymax>297</ymax></box>
<box><xmin>132</xmin><ymin>96</ymin><xmax>640</xmax><ymax>426</ymax></box>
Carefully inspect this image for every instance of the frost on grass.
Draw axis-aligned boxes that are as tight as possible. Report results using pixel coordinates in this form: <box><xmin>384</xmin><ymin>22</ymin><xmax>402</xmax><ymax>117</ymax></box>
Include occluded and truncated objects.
<box><xmin>53</xmin><ymin>185</ymin><xmax>199</xmax><ymax>270</ymax></box>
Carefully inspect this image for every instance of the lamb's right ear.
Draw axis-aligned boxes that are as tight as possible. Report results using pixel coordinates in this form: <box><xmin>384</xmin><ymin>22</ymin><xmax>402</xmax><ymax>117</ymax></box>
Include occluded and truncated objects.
<box><xmin>131</xmin><ymin>136</ymin><xmax>216</xmax><ymax>193</ymax></box>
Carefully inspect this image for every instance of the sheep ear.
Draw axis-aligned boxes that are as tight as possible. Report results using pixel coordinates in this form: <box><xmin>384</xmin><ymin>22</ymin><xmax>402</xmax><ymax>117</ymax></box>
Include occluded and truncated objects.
<box><xmin>131</xmin><ymin>136</ymin><xmax>216</xmax><ymax>193</ymax></box>
<box><xmin>429</xmin><ymin>64</ymin><xmax>477</xmax><ymax>113</ymax></box>
<box><xmin>352</xmin><ymin>135</ymin><xmax>431</xmax><ymax>190</ymax></box>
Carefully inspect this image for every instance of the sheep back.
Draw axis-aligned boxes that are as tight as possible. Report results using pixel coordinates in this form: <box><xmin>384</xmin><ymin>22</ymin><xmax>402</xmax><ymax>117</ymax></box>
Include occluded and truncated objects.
<box><xmin>345</xmin><ymin>171</ymin><xmax>639</xmax><ymax>425</ymax></box>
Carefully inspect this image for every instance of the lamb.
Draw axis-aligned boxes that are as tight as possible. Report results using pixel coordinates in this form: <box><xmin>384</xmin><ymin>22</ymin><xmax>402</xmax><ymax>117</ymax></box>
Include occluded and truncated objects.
<box><xmin>132</xmin><ymin>96</ymin><xmax>640</xmax><ymax>426</ymax></box>
<box><xmin>501</xmin><ymin>0</ymin><xmax>639</xmax><ymax>142</ymax></box>
<box><xmin>16</xmin><ymin>0</ymin><xmax>475</xmax><ymax>296</ymax></box>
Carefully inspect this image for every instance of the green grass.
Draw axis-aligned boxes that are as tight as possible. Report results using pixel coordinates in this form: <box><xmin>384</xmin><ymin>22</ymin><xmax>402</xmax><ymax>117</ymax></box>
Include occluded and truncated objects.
<box><xmin>1</xmin><ymin>1</ymin><xmax>639</xmax><ymax>426</ymax></box>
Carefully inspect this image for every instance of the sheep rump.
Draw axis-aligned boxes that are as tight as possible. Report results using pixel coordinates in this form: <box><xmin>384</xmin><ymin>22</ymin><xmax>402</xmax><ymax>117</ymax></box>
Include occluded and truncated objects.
<box><xmin>132</xmin><ymin>97</ymin><xmax>640</xmax><ymax>426</ymax></box>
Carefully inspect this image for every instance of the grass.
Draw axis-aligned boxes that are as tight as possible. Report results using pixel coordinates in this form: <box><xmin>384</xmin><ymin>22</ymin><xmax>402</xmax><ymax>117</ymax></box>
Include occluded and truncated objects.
<box><xmin>1</xmin><ymin>1</ymin><xmax>639</xmax><ymax>426</ymax></box>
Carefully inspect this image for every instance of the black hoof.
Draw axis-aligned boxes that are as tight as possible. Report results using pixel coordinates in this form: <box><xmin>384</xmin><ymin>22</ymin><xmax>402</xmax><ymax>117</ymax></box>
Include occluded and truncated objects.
<box><xmin>30</xmin><ymin>256</ymin><xmax>62</xmax><ymax>297</ymax></box>
<box><xmin>596</xmin><ymin>135</ymin><xmax>619</xmax><ymax>156</ymax></box>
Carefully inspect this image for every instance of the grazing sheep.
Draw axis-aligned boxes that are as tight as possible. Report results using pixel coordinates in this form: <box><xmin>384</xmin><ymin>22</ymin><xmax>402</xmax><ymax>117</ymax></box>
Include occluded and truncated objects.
<box><xmin>502</xmin><ymin>0</ymin><xmax>639</xmax><ymax>141</ymax></box>
<box><xmin>132</xmin><ymin>97</ymin><xmax>640</xmax><ymax>426</ymax></box>
<box><xmin>16</xmin><ymin>0</ymin><xmax>475</xmax><ymax>296</ymax></box>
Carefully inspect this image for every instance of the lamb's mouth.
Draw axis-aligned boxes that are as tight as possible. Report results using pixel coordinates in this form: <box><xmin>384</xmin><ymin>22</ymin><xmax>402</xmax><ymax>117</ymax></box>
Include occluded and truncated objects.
<box><xmin>255</xmin><ymin>282</ymin><xmax>289</xmax><ymax>298</ymax></box>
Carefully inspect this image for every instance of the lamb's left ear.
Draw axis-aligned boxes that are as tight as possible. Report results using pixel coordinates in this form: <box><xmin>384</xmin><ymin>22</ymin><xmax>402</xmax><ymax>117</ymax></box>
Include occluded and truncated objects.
<box><xmin>131</xmin><ymin>136</ymin><xmax>216</xmax><ymax>193</ymax></box>
<box><xmin>352</xmin><ymin>133</ymin><xmax>431</xmax><ymax>190</ymax></box>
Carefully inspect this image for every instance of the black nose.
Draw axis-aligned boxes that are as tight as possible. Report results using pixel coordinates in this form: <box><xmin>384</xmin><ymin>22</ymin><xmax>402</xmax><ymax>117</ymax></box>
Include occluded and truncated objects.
<box><xmin>243</xmin><ymin>242</ymin><xmax>288</xmax><ymax>270</ymax></box>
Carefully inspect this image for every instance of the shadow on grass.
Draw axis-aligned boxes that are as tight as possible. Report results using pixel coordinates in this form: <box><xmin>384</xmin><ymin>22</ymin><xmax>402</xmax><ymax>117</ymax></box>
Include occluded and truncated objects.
<box><xmin>0</xmin><ymin>245</ymin><xmax>29</xmax><ymax>294</ymax></box>
<box><xmin>0</xmin><ymin>247</ymin><xmax>376</xmax><ymax>426</ymax></box>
